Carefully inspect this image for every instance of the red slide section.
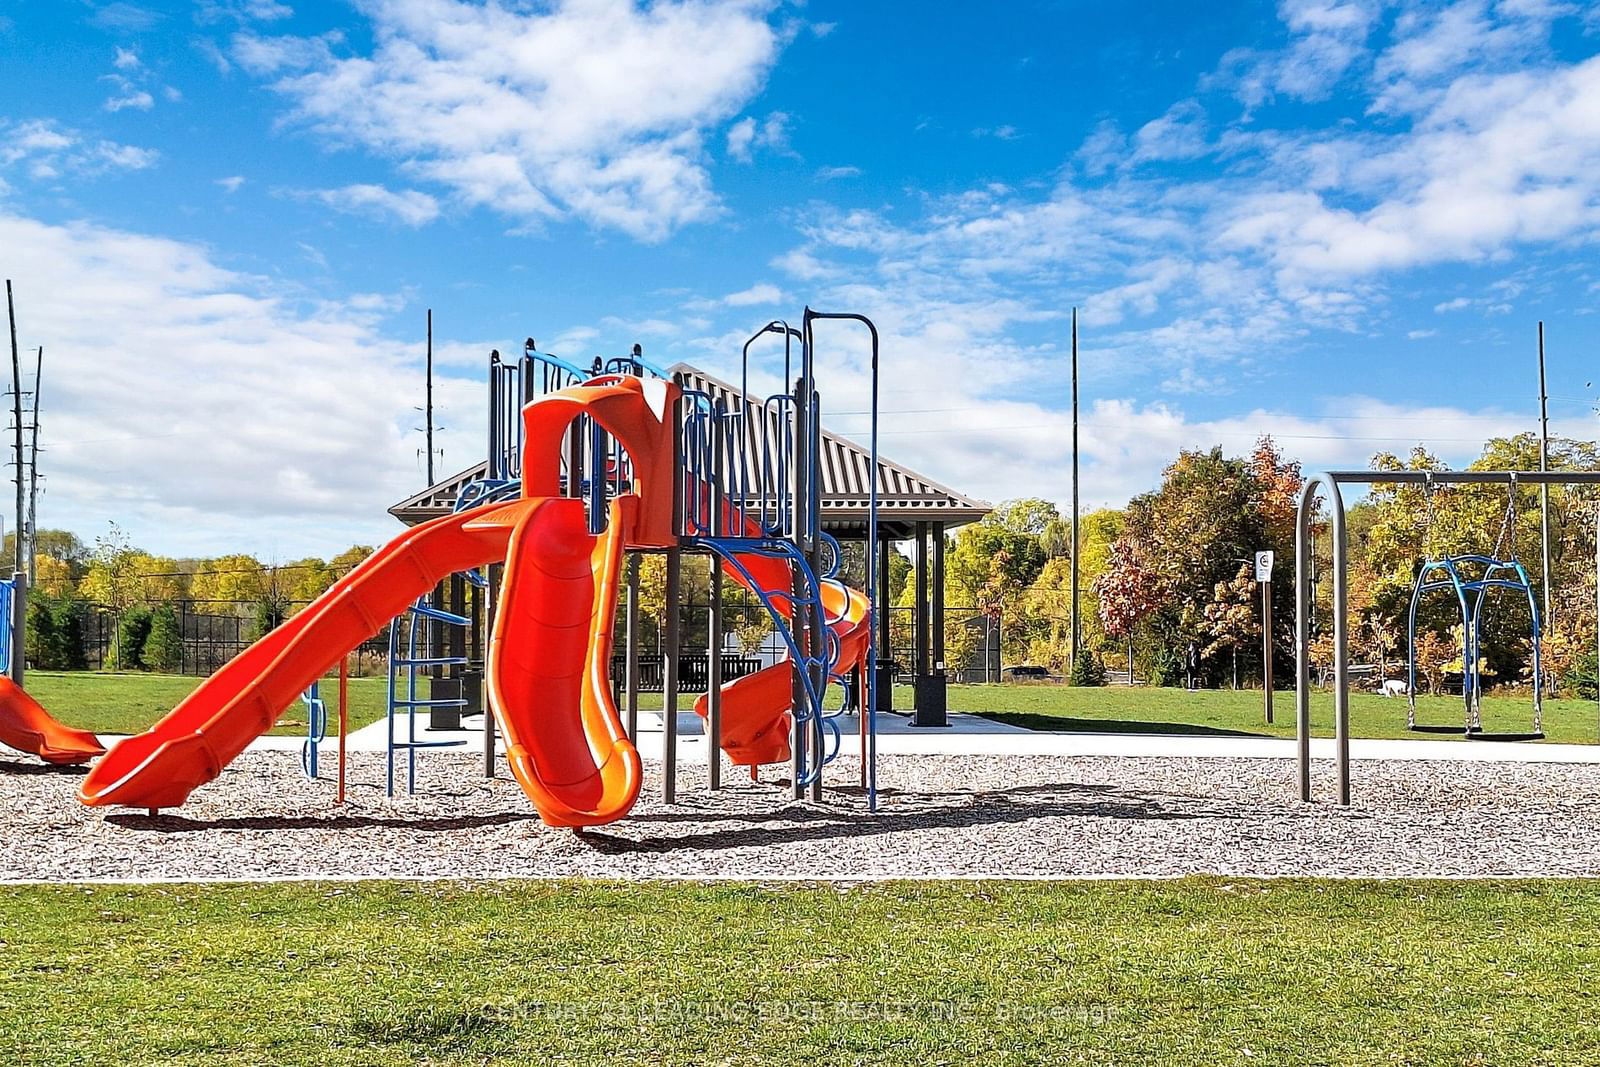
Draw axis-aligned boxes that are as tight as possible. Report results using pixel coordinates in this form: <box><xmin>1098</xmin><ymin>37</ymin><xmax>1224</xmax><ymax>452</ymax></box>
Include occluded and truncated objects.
<box><xmin>486</xmin><ymin>496</ymin><xmax>641</xmax><ymax>827</ymax></box>
<box><xmin>80</xmin><ymin>374</ymin><xmax>678</xmax><ymax>820</ymax></box>
<box><xmin>0</xmin><ymin>677</ymin><xmax>104</xmax><ymax>765</ymax></box>
<box><xmin>692</xmin><ymin>567</ymin><xmax>871</xmax><ymax>767</ymax></box>
<box><xmin>80</xmin><ymin>503</ymin><xmax>521</xmax><ymax>809</ymax></box>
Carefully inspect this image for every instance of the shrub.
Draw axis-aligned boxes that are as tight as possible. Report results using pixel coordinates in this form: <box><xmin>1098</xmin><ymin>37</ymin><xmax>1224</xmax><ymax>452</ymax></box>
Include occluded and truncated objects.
<box><xmin>110</xmin><ymin>606</ymin><xmax>152</xmax><ymax>671</ymax></box>
<box><xmin>1068</xmin><ymin>650</ymin><xmax>1106</xmax><ymax>687</ymax></box>
<box><xmin>50</xmin><ymin>599</ymin><xmax>87</xmax><ymax>669</ymax></box>
<box><xmin>143</xmin><ymin>605</ymin><xmax>183</xmax><ymax>672</ymax></box>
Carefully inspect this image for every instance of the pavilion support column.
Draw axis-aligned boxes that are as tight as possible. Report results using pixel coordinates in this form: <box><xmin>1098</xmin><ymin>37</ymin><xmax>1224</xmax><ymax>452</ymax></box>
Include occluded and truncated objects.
<box><xmin>915</xmin><ymin>522</ymin><xmax>949</xmax><ymax>727</ymax></box>
<box><xmin>875</xmin><ymin>534</ymin><xmax>894</xmax><ymax>713</ymax></box>
<box><xmin>913</xmin><ymin>522</ymin><xmax>929</xmax><ymax>677</ymax></box>
<box><xmin>911</xmin><ymin>521</ymin><xmax>948</xmax><ymax>727</ymax></box>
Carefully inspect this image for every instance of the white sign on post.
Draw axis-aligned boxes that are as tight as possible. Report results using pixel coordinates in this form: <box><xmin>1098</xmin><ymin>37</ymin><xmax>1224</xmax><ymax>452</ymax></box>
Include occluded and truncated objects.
<box><xmin>1254</xmin><ymin>550</ymin><xmax>1275</xmax><ymax>583</ymax></box>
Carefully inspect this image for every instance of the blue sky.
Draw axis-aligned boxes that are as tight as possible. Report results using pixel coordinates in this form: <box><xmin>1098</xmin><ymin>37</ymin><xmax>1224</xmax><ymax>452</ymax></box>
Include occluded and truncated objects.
<box><xmin>1</xmin><ymin>0</ymin><xmax>1597</xmax><ymax>559</ymax></box>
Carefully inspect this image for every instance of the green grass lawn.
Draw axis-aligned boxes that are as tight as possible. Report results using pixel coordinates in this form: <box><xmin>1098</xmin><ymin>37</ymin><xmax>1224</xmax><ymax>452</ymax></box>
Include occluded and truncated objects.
<box><xmin>3</xmin><ymin>878</ymin><xmax>1597</xmax><ymax>1065</ymax></box>
<box><xmin>941</xmin><ymin>682</ymin><xmax>1600</xmax><ymax>745</ymax></box>
<box><xmin>19</xmin><ymin>670</ymin><xmax>1600</xmax><ymax>746</ymax></box>
<box><xmin>23</xmin><ymin>670</ymin><xmax>392</xmax><ymax>737</ymax></box>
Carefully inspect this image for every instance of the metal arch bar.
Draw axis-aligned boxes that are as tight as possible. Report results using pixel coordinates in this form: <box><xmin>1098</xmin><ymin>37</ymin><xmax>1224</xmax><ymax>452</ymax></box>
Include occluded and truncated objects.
<box><xmin>1298</xmin><ymin>468</ymin><xmax>1600</xmax><ymax>804</ymax></box>
<box><xmin>1323</xmin><ymin>470</ymin><xmax>1600</xmax><ymax>486</ymax></box>
<box><xmin>1296</xmin><ymin>473</ymin><xmax>1350</xmax><ymax>804</ymax></box>
<box><xmin>799</xmin><ymin>308</ymin><xmax>881</xmax><ymax>814</ymax></box>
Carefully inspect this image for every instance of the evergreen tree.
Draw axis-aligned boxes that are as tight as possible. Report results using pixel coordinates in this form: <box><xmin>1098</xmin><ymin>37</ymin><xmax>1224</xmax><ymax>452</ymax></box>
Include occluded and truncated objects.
<box><xmin>25</xmin><ymin>598</ymin><xmax>60</xmax><ymax>670</ymax></box>
<box><xmin>143</xmin><ymin>605</ymin><xmax>183</xmax><ymax>672</ymax></box>
<box><xmin>50</xmin><ymin>599</ymin><xmax>87</xmax><ymax>669</ymax></box>
<box><xmin>112</xmin><ymin>606</ymin><xmax>153</xmax><ymax>671</ymax></box>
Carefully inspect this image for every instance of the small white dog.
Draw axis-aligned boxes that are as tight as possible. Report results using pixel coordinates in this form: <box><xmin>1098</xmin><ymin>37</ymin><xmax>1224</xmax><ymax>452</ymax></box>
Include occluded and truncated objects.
<box><xmin>1381</xmin><ymin>679</ymin><xmax>1410</xmax><ymax>698</ymax></box>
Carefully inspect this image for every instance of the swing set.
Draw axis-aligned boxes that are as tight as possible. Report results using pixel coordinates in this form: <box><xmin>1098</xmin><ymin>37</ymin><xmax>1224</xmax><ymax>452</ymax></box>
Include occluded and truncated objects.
<box><xmin>1406</xmin><ymin>473</ymin><xmax>1543</xmax><ymax>739</ymax></box>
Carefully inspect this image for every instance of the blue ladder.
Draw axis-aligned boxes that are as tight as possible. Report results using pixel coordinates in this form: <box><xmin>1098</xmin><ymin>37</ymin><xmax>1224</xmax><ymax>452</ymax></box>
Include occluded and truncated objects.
<box><xmin>386</xmin><ymin>597</ymin><xmax>474</xmax><ymax>795</ymax></box>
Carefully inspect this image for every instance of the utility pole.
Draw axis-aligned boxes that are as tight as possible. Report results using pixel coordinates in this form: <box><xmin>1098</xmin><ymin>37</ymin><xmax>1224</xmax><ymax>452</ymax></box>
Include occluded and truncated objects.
<box><xmin>26</xmin><ymin>345</ymin><xmax>40</xmax><ymax>585</ymax></box>
<box><xmin>1537</xmin><ymin>321</ymin><xmax>1552</xmax><ymax>630</ymax></box>
<box><xmin>5</xmin><ymin>281</ymin><xmax>22</xmax><ymax>575</ymax></box>
<box><xmin>425</xmin><ymin>308</ymin><xmax>435</xmax><ymax>486</ymax></box>
<box><xmin>1069</xmin><ymin>306</ymin><xmax>1081</xmax><ymax>678</ymax></box>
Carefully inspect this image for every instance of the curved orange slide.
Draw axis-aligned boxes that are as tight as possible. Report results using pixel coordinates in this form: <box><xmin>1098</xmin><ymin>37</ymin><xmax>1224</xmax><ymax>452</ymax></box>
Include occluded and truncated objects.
<box><xmin>485</xmin><ymin>496</ymin><xmax>641</xmax><ymax>827</ymax></box>
<box><xmin>80</xmin><ymin>502</ymin><xmax>522</xmax><ymax>808</ymax></box>
<box><xmin>692</xmin><ymin>568</ymin><xmax>871</xmax><ymax>767</ymax></box>
<box><xmin>0</xmin><ymin>676</ymin><xmax>104</xmax><ymax>764</ymax></box>
<box><xmin>81</xmin><ymin>373</ymin><xmax>676</xmax><ymax>822</ymax></box>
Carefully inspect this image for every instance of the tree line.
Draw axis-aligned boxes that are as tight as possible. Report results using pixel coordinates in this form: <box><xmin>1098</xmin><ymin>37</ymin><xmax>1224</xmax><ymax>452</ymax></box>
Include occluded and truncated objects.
<box><xmin>902</xmin><ymin>433</ymin><xmax>1598</xmax><ymax>695</ymax></box>
<box><xmin>11</xmin><ymin>525</ymin><xmax>373</xmax><ymax>672</ymax></box>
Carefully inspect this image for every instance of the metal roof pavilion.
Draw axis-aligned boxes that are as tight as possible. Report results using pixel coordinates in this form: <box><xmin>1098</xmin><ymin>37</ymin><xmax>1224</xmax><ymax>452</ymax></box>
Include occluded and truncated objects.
<box><xmin>389</xmin><ymin>362</ymin><xmax>992</xmax><ymax>539</ymax></box>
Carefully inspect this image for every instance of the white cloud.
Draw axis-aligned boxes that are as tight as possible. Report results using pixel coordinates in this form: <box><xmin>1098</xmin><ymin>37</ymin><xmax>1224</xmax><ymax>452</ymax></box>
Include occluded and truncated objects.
<box><xmin>217</xmin><ymin>175</ymin><xmax>246</xmax><ymax>193</ymax></box>
<box><xmin>815</xmin><ymin>165</ymin><xmax>860</xmax><ymax>180</ymax></box>
<box><xmin>237</xmin><ymin>0</ymin><xmax>785</xmax><ymax>240</ymax></box>
<box><xmin>104</xmin><ymin>89</ymin><xmax>155</xmax><ymax>113</ymax></box>
<box><xmin>297</xmin><ymin>183</ymin><xmax>441</xmax><ymax>226</ymax></box>
<box><xmin>1130</xmin><ymin>100</ymin><xmax>1208</xmax><ymax>164</ymax></box>
<box><xmin>727</xmin><ymin>111</ymin><xmax>790</xmax><ymax>162</ymax></box>
<box><xmin>1210</xmin><ymin>0</ymin><xmax>1381</xmax><ymax>107</ymax></box>
<box><xmin>0</xmin><ymin>119</ymin><xmax>158</xmax><ymax>179</ymax></box>
<box><xmin>723</xmin><ymin>282</ymin><xmax>783</xmax><ymax>306</ymax></box>
<box><xmin>1218</xmin><ymin>55</ymin><xmax>1600</xmax><ymax>282</ymax></box>
<box><xmin>112</xmin><ymin>47</ymin><xmax>141</xmax><ymax>71</ymax></box>
<box><xmin>0</xmin><ymin>209</ymin><xmax>472</xmax><ymax>557</ymax></box>
<box><xmin>973</xmin><ymin>124</ymin><xmax>1021</xmax><ymax>141</ymax></box>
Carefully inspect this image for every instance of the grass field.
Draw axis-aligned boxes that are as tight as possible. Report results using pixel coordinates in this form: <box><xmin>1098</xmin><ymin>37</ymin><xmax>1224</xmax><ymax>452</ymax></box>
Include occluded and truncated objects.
<box><xmin>20</xmin><ymin>670</ymin><xmax>1600</xmax><ymax>745</ymax></box>
<box><xmin>947</xmin><ymin>682</ymin><xmax>1600</xmax><ymax>745</ymax></box>
<box><xmin>26</xmin><ymin>670</ymin><xmax>392</xmax><ymax>737</ymax></box>
<box><xmin>2</xmin><ymin>878</ymin><xmax>1596</xmax><ymax>1066</ymax></box>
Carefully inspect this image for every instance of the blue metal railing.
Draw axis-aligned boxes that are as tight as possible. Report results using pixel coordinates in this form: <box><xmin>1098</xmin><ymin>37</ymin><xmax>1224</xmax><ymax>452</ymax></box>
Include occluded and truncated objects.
<box><xmin>0</xmin><ymin>577</ymin><xmax>13</xmax><ymax>675</ymax></box>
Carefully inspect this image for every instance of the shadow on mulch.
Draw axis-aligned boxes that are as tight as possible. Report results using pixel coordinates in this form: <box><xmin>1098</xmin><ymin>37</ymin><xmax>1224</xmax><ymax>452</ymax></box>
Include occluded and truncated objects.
<box><xmin>105</xmin><ymin>810</ymin><xmax>540</xmax><ymax>834</ymax></box>
<box><xmin>576</xmin><ymin>780</ymin><xmax>1240</xmax><ymax>855</ymax></box>
<box><xmin>0</xmin><ymin>758</ymin><xmax>89</xmax><ymax>777</ymax></box>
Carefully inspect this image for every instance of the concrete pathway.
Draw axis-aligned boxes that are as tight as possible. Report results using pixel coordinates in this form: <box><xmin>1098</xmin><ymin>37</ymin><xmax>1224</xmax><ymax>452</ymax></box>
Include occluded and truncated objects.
<box><xmin>257</xmin><ymin>705</ymin><xmax>1600</xmax><ymax>766</ymax></box>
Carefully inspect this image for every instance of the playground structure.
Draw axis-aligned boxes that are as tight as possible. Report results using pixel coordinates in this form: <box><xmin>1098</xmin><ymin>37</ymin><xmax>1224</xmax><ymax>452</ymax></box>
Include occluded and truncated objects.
<box><xmin>1294</xmin><ymin>468</ymin><xmax>1600</xmax><ymax>804</ymax></box>
<box><xmin>70</xmin><ymin>308</ymin><xmax>881</xmax><ymax>826</ymax></box>
<box><xmin>1406</xmin><ymin>475</ymin><xmax>1545</xmax><ymax>737</ymax></box>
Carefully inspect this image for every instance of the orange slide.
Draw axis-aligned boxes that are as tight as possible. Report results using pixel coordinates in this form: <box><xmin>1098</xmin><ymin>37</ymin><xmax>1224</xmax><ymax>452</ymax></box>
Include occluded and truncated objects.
<box><xmin>485</xmin><ymin>496</ymin><xmax>641</xmax><ymax>827</ymax></box>
<box><xmin>80</xmin><ymin>375</ymin><xmax>676</xmax><ymax>824</ymax></box>
<box><xmin>692</xmin><ymin>565</ymin><xmax>871</xmax><ymax>767</ymax></box>
<box><xmin>0</xmin><ymin>676</ymin><xmax>104</xmax><ymax>765</ymax></box>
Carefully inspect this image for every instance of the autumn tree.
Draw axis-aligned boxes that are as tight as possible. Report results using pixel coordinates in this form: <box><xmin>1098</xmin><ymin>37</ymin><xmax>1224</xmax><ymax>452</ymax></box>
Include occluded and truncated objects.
<box><xmin>188</xmin><ymin>554</ymin><xmax>268</xmax><ymax>607</ymax></box>
<box><xmin>1094</xmin><ymin>537</ymin><xmax>1162</xmax><ymax>682</ymax></box>
<box><xmin>1202</xmin><ymin>564</ymin><xmax>1260</xmax><ymax>689</ymax></box>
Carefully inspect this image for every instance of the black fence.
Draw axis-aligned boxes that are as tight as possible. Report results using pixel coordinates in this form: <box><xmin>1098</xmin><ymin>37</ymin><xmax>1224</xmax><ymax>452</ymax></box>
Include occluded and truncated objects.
<box><xmin>609</xmin><ymin>652</ymin><xmax>763</xmax><ymax>693</ymax></box>
<box><xmin>84</xmin><ymin>601</ymin><xmax>389</xmax><ymax>677</ymax></box>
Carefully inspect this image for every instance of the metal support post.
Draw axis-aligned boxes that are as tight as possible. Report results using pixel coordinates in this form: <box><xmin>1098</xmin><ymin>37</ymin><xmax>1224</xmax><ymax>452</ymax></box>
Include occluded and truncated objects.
<box><xmin>662</xmin><ymin>547</ymin><xmax>682</xmax><ymax>804</ymax></box>
<box><xmin>625</xmin><ymin>552</ymin><xmax>640</xmax><ymax>741</ymax></box>
<box><xmin>708</xmin><ymin>558</ymin><xmax>723</xmax><ymax>789</ymax></box>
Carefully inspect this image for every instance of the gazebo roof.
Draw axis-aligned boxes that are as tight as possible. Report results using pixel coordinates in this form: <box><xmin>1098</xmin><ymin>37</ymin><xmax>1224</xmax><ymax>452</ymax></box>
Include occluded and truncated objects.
<box><xmin>388</xmin><ymin>362</ymin><xmax>991</xmax><ymax>538</ymax></box>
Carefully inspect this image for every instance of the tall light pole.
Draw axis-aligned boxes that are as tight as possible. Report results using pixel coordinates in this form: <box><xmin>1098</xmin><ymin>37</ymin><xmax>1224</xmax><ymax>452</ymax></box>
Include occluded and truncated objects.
<box><xmin>1069</xmin><ymin>306</ymin><xmax>1080</xmax><ymax>678</ymax></box>
<box><xmin>1537</xmin><ymin>321</ymin><xmax>1552</xmax><ymax>628</ymax></box>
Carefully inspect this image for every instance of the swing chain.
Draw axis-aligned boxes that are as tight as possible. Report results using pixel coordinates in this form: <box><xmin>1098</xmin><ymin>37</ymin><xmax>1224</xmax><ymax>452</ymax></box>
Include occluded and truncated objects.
<box><xmin>1492</xmin><ymin>472</ymin><xmax>1519</xmax><ymax>562</ymax></box>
